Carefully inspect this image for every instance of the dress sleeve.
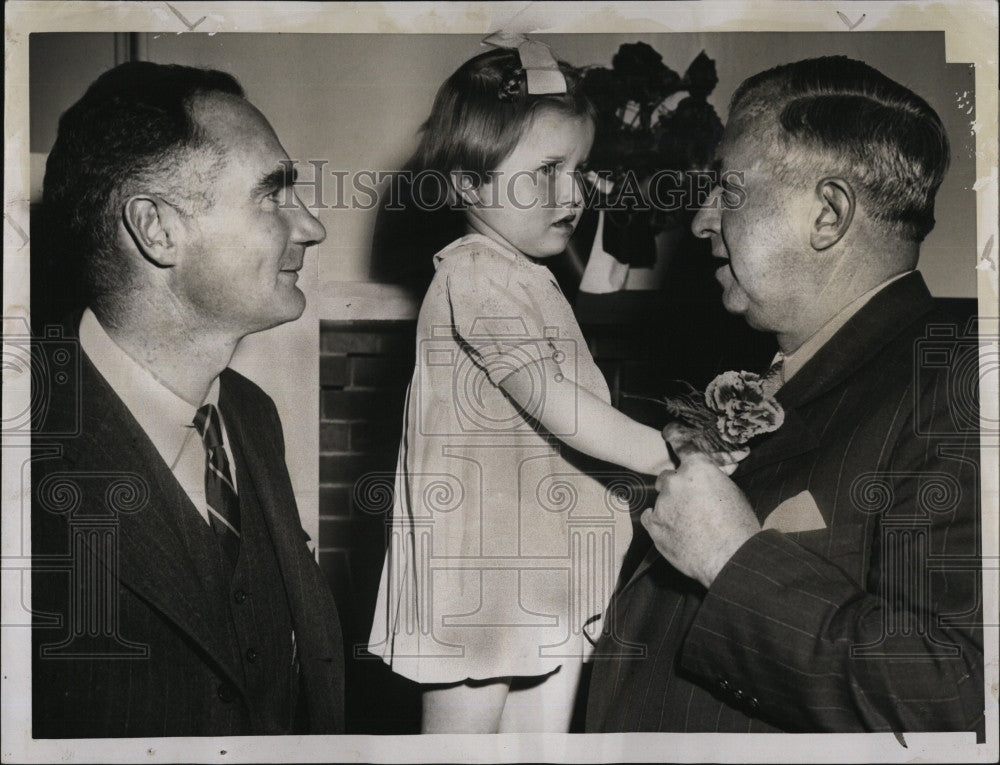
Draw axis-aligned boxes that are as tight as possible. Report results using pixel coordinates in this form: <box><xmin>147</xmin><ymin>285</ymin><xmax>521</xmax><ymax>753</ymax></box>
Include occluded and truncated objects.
<box><xmin>442</xmin><ymin>248</ymin><xmax>559</xmax><ymax>387</ymax></box>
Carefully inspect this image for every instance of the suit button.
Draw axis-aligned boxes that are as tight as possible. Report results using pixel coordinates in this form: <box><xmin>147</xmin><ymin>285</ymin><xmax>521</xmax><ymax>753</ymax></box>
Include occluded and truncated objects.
<box><xmin>718</xmin><ymin>679</ymin><xmax>731</xmax><ymax>692</ymax></box>
<box><xmin>233</xmin><ymin>589</ymin><xmax>248</xmax><ymax>604</ymax></box>
<box><xmin>733</xmin><ymin>689</ymin><xmax>746</xmax><ymax>702</ymax></box>
<box><xmin>747</xmin><ymin>697</ymin><xmax>760</xmax><ymax>713</ymax></box>
<box><xmin>246</xmin><ymin>648</ymin><xmax>257</xmax><ymax>663</ymax></box>
<box><xmin>217</xmin><ymin>683</ymin><xmax>236</xmax><ymax>702</ymax></box>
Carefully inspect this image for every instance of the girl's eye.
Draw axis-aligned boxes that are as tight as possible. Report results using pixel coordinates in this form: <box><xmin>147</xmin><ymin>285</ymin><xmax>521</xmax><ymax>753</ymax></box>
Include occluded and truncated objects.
<box><xmin>538</xmin><ymin>162</ymin><xmax>558</xmax><ymax>177</ymax></box>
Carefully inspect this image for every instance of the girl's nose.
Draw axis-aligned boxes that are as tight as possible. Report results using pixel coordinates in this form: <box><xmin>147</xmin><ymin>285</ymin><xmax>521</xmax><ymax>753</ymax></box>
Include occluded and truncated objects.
<box><xmin>557</xmin><ymin>169</ymin><xmax>583</xmax><ymax>207</ymax></box>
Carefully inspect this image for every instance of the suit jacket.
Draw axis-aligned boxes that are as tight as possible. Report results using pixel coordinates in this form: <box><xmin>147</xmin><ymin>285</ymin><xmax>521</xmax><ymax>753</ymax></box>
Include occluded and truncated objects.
<box><xmin>31</xmin><ymin>327</ymin><xmax>345</xmax><ymax>737</ymax></box>
<box><xmin>586</xmin><ymin>272</ymin><xmax>984</xmax><ymax>733</ymax></box>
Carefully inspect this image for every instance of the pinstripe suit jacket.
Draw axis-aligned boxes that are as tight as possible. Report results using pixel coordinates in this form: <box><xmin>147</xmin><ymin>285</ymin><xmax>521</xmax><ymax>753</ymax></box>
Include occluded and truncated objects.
<box><xmin>31</xmin><ymin>330</ymin><xmax>345</xmax><ymax>737</ymax></box>
<box><xmin>586</xmin><ymin>273</ymin><xmax>984</xmax><ymax>733</ymax></box>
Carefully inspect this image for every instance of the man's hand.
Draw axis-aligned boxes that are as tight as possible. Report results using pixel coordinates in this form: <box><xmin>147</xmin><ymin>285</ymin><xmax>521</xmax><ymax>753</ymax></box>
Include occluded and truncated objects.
<box><xmin>641</xmin><ymin>451</ymin><xmax>761</xmax><ymax>588</ymax></box>
<box><xmin>661</xmin><ymin>421</ymin><xmax>749</xmax><ymax>476</ymax></box>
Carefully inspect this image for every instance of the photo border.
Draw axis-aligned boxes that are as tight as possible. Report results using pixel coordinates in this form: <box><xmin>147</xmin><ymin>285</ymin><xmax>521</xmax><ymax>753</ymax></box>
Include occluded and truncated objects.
<box><xmin>4</xmin><ymin>2</ymin><xmax>997</xmax><ymax>763</ymax></box>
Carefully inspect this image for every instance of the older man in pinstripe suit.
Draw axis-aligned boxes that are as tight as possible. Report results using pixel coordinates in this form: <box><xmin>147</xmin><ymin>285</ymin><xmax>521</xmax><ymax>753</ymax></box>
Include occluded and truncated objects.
<box><xmin>586</xmin><ymin>56</ymin><xmax>984</xmax><ymax>734</ymax></box>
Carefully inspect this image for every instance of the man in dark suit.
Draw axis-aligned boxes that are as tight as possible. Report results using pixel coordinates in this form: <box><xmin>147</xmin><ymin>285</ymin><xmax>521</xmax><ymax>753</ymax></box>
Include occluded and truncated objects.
<box><xmin>586</xmin><ymin>56</ymin><xmax>984</xmax><ymax>734</ymax></box>
<box><xmin>31</xmin><ymin>62</ymin><xmax>344</xmax><ymax>737</ymax></box>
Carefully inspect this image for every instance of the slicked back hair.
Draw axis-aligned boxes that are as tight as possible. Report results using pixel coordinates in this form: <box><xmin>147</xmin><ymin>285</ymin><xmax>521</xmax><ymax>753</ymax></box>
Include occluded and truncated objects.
<box><xmin>728</xmin><ymin>56</ymin><xmax>949</xmax><ymax>243</ymax></box>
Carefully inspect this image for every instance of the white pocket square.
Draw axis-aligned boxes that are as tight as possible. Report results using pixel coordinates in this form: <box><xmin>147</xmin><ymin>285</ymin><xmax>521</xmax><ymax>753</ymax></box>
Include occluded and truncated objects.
<box><xmin>762</xmin><ymin>490</ymin><xmax>827</xmax><ymax>533</ymax></box>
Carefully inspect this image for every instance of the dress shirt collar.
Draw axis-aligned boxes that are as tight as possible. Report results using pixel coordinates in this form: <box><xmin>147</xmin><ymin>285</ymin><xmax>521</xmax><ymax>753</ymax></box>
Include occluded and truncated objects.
<box><xmin>78</xmin><ymin>308</ymin><xmax>220</xmax><ymax>472</ymax></box>
<box><xmin>774</xmin><ymin>270</ymin><xmax>914</xmax><ymax>388</ymax></box>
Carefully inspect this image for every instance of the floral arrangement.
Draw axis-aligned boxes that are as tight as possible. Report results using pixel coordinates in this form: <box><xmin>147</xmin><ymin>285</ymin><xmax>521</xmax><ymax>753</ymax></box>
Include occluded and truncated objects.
<box><xmin>578</xmin><ymin>43</ymin><xmax>724</xmax><ymax>266</ymax></box>
<box><xmin>632</xmin><ymin>370</ymin><xmax>785</xmax><ymax>457</ymax></box>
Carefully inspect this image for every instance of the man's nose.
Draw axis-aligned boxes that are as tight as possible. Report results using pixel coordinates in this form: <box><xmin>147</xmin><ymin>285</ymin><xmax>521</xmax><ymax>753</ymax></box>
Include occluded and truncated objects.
<box><xmin>691</xmin><ymin>186</ymin><xmax>723</xmax><ymax>239</ymax></box>
<box><xmin>288</xmin><ymin>192</ymin><xmax>326</xmax><ymax>246</ymax></box>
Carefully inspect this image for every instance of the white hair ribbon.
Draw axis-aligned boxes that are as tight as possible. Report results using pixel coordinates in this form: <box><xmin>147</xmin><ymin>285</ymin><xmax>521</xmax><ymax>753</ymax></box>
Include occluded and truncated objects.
<box><xmin>482</xmin><ymin>31</ymin><xmax>568</xmax><ymax>95</ymax></box>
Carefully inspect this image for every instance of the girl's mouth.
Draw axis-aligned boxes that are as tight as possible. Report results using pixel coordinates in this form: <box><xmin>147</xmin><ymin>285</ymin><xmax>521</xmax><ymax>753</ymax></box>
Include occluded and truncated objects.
<box><xmin>551</xmin><ymin>214</ymin><xmax>577</xmax><ymax>231</ymax></box>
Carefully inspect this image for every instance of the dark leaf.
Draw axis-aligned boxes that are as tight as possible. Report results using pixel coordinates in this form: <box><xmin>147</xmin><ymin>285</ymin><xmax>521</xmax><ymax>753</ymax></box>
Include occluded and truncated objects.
<box><xmin>683</xmin><ymin>51</ymin><xmax>719</xmax><ymax>99</ymax></box>
<box><xmin>612</xmin><ymin>42</ymin><xmax>682</xmax><ymax>106</ymax></box>
<box><xmin>657</xmin><ymin>97</ymin><xmax>725</xmax><ymax>171</ymax></box>
<box><xmin>581</xmin><ymin>66</ymin><xmax>626</xmax><ymax>115</ymax></box>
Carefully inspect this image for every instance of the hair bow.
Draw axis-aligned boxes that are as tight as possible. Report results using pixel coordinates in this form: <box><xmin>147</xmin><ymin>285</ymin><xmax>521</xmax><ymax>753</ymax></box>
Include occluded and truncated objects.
<box><xmin>482</xmin><ymin>31</ymin><xmax>567</xmax><ymax>95</ymax></box>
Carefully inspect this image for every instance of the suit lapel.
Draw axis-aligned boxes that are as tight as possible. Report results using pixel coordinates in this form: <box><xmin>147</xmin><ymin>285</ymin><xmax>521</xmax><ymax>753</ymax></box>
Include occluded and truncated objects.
<box><xmin>620</xmin><ymin>544</ymin><xmax>664</xmax><ymax>595</ymax></box>
<box><xmin>736</xmin><ymin>274</ymin><xmax>933</xmax><ymax>476</ymax></box>
<box><xmin>617</xmin><ymin>273</ymin><xmax>936</xmax><ymax>596</ymax></box>
<box><xmin>729</xmin><ymin>406</ymin><xmax>820</xmax><ymax>478</ymax></box>
<box><xmin>220</xmin><ymin>372</ymin><xmax>344</xmax><ymax>731</ymax></box>
<box><xmin>65</xmin><ymin>353</ymin><xmax>245</xmax><ymax>691</ymax></box>
<box><xmin>219</xmin><ymin>374</ymin><xmax>339</xmax><ymax>661</ymax></box>
<box><xmin>773</xmin><ymin>272</ymin><xmax>934</xmax><ymax>411</ymax></box>
<box><xmin>218</xmin><ymin>373</ymin><xmax>303</xmax><ymax>597</ymax></box>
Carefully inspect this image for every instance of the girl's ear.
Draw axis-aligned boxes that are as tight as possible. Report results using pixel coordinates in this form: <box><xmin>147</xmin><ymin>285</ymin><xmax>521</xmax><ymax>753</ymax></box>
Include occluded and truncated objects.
<box><xmin>449</xmin><ymin>170</ymin><xmax>482</xmax><ymax>207</ymax></box>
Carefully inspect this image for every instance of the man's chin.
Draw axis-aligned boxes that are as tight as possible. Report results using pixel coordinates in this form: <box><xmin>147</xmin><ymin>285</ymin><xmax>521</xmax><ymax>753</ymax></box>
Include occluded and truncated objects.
<box><xmin>284</xmin><ymin>291</ymin><xmax>307</xmax><ymax>322</ymax></box>
<box><xmin>247</xmin><ymin>293</ymin><xmax>307</xmax><ymax>335</ymax></box>
<box><xmin>719</xmin><ymin>287</ymin><xmax>748</xmax><ymax>317</ymax></box>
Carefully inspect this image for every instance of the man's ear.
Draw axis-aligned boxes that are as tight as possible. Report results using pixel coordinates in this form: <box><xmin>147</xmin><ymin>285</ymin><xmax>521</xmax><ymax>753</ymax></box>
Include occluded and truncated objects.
<box><xmin>122</xmin><ymin>195</ymin><xmax>182</xmax><ymax>267</ymax></box>
<box><xmin>810</xmin><ymin>177</ymin><xmax>855</xmax><ymax>251</ymax></box>
<box><xmin>449</xmin><ymin>170</ymin><xmax>481</xmax><ymax>208</ymax></box>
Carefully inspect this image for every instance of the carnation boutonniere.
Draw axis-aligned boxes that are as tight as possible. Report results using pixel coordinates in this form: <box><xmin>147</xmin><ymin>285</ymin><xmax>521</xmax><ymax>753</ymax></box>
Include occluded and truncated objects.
<box><xmin>628</xmin><ymin>370</ymin><xmax>785</xmax><ymax>458</ymax></box>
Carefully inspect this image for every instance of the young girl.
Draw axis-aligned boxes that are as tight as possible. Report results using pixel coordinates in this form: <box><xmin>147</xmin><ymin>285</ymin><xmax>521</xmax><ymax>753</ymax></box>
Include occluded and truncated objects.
<box><xmin>368</xmin><ymin>42</ymin><xmax>675</xmax><ymax>733</ymax></box>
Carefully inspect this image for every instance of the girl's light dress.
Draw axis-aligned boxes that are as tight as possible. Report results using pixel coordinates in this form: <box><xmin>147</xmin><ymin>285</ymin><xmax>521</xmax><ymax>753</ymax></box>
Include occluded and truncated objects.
<box><xmin>368</xmin><ymin>234</ymin><xmax>634</xmax><ymax>682</ymax></box>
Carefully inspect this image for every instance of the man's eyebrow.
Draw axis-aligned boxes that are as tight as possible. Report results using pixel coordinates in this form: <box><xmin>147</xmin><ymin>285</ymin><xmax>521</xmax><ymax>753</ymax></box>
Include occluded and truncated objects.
<box><xmin>253</xmin><ymin>164</ymin><xmax>298</xmax><ymax>195</ymax></box>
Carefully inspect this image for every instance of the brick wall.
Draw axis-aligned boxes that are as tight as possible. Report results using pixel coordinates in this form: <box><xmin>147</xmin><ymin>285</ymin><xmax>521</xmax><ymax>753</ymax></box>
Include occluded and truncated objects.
<box><xmin>319</xmin><ymin>320</ymin><xmax>419</xmax><ymax>733</ymax></box>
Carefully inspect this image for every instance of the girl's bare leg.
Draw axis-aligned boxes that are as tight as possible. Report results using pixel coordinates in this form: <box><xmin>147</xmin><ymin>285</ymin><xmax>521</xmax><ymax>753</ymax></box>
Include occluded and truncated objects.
<box><xmin>498</xmin><ymin>658</ymin><xmax>584</xmax><ymax>733</ymax></box>
<box><xmin>421</xmin><ymin>676</ymin><xmax>512</xmax><ymax>733</ymax></box>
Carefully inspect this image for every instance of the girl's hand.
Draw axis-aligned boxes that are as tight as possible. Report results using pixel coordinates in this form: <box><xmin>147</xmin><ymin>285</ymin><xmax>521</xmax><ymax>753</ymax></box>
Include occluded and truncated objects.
<box><xmin>661</xmin><ymin>422</ymin><xmax>749</xmax><ymax>476</ymax></box>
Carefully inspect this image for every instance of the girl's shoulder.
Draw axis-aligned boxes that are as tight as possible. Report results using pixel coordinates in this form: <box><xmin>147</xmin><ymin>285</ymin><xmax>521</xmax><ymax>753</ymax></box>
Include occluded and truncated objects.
<box><xmin>432</xmin><ymin>234</ymin><xmax>536</xmax><ymax>283</ymax></box>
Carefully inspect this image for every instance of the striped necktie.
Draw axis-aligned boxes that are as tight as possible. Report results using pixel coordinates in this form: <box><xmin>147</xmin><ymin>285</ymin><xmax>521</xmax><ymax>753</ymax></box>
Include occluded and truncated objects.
<box><xmin>762</xmin><ymin>352</ymin><xmax>786</xmax><ymax>398</ymax></box>
<box><xmin>193</xmin><ymin>403</ymin><xmax>241</xmax><ymax>565</ymax></box>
